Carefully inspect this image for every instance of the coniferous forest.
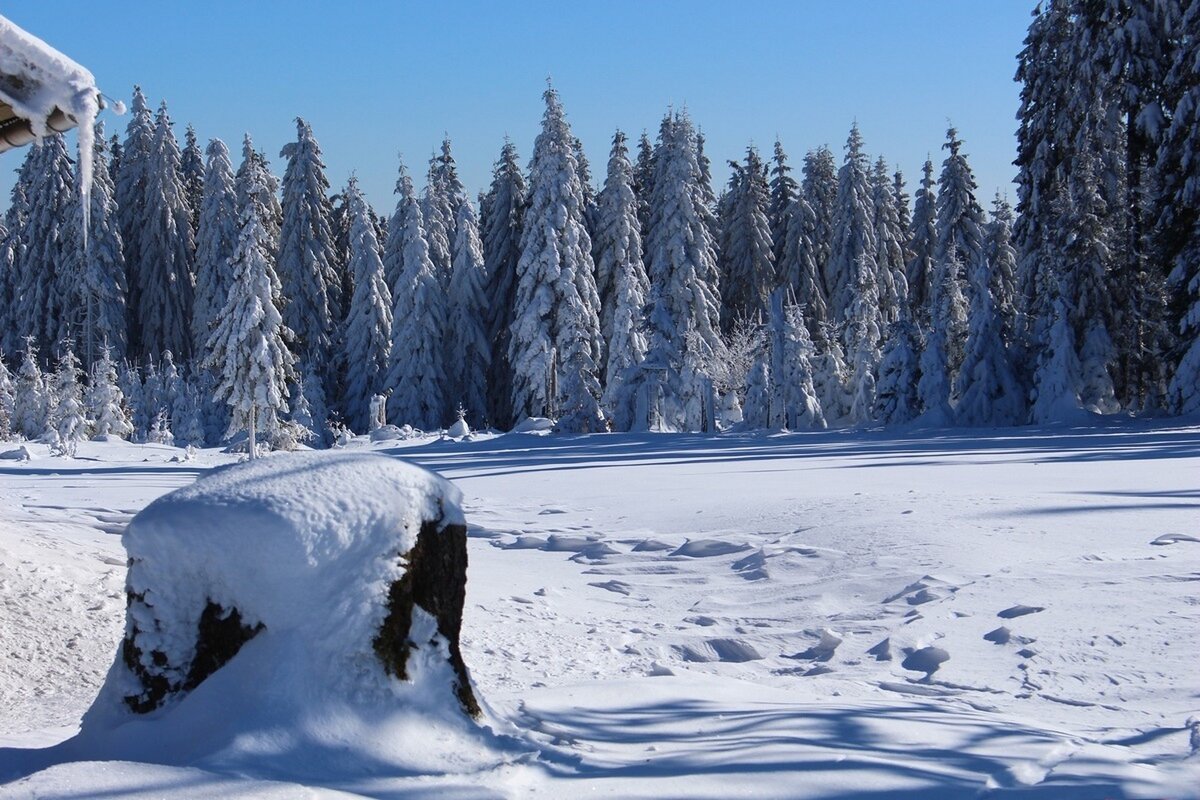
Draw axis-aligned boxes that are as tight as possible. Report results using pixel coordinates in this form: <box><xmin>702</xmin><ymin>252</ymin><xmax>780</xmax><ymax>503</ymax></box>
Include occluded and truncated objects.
<box><xmin>1</xmin><ymin>2</ymin><xmax>1199</xmax><ymax>454</ymax></box>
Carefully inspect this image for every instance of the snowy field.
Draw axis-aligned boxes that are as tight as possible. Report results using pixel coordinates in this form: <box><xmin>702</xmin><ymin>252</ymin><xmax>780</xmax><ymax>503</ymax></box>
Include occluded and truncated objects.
<box><xmin>1</xmin><ymin>420</ymin><xmax>1199</xmax><ymax>798</ymax></box>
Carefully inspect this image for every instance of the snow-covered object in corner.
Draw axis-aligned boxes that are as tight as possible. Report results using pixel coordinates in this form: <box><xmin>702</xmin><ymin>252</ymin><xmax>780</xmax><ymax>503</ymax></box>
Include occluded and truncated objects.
<box><xmin>0</xmin><ymin>14</ymin><xmax>101</xmax><ymax>238</ymax></box>
<box><xmin>64</xmin><ymin>451</ymin><xmax>508</xmax><ymax>777</ymax></box>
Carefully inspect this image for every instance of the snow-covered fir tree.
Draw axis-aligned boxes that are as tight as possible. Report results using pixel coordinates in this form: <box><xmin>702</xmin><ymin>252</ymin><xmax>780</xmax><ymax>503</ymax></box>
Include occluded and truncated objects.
<box><xmin>955</xmin><ymin>238</ymin><xmax>1025</xmax><ymax>427</ymax></box>
<box><xmin>68</xmin><ymin>124</ymin><xmax>127</xmax><ymax>367</ymax></box>
<box><xmin>14</xmin><ymin>338</ymin><xmax>48</xmax><ymax>440</ymax></box>
<box><xmin>893</xmin><ymin>169</ymin><xmax>913</xmax><ymax>263</ymax></box>
<box><xmin>146</xmin><ymin>409</ymin><xmax>175</xmax><ymax>446</ymax></box>
<box><xmin>907</xmin><ymin>158</ymin><xmax>938</xmax><ymax>327</ymax></box>
<box><xmin>339</xmin><ymin>178</ymin><xmax>392</xmax><ymax>433</ymax></box>
<box><xmin>0</xmin><ymin>355</ymin><xmax>13</xmax><ymax>440</ymax></box>
<box><xmin>933</xmin><ymin>128</ymin><xmax>980</xmax><ymax>381</ymax></box>
<box><xmin>205</xmin><ymin>155</ymin><xmax>295</xmax><ymax>458</ymax></box>
<box><xmin>446</xmin><ymin>201</ymin><xmax>491</xmax><ymax>428</ymax></box>
<box><xmin>765</xmin><ymin>290</ymin><xmax>824</xmax><ymax>430</ymax></box>
<box><xmin>633</xmin><ymin>131</ymin><xmax>656</xmax><ymax>245</ymax></box>
<box><xmin>984</xmin><ymin>193</ymin><xmax>1019</xmax><ymax>350</ymax></box>
<box><xmin>192</xmin><ymin>139</ymin><xmax>240</xmax><ymax>361</ymax></box>
<box><xmin>811</xmin><ymin>323</ymin><xmax>850</xmax><ymax>426</ymax></box>
<box><xmin>741</xmin><ymin>347</ymin><xmax>770</xmax><ymax>431</ymax></box>
<box><xmin>18</xmin><ymin>137</ymin><xmax>74</xmax><ymax>354</ymax></box>
<box><xmin>385</xmin><ymin>161</ymin><xmax>446</xmax><ymax>430</ymax></box>
<box><xmin>1031</xmin><ymin>295</ymin><xmax>1089</xmax><ymax>425</ymax></box>
<box><xmin>844</xmin><ymin>256</ymin><xmax>882</xmax><ymax>425</ymax></box>
<box><xmin>875</xmin><ymin>316</ymin><xmax>921</xmax><ymax>426</ymax></box>
<box><xmin>0</xmin><ymin>157</ymin><xmax>33</xmax><ymax>356</ymax></box>
<box><xmin>594</xmin><ymin>131</ymin><xmax>649</xmax><ymax>431</ymax></box>
<box><xmin>871</xmin><ymin>156</ymin><xmax>908</xmax><ymax>325</ymax></box>
<box><xmin>138</xmin><ymin>102</ymin><xmax>195</xmax><ymax>361</ymax></box>
<box><xmin>174</xmin><ymin>382</ymin><xmax>206</xmax><ymax>448</ymax></box>
<box><xmin>49</xmin><ymin>346</ymin><xmax>87</xmax><ymax>456</ymax></box>
<box><xmin>917</xmin><ymin>245</ymin><xmax>969</xmax><ymax>425</ymax></box>
<box><xmin>508</xmin><ymin>86</ymin><xmax>605</xmax><ymax>432</ymax></box>
<box><xmin>422</xmin><ymin>137</ymin><xmax>466</xmax><ymax>290</ymax></box>
<box><xmin>768</xmin><ymin>140</ymin><xmax>799</xmax><ymax>269</ymax></box>
<box><xmin>479</xmin><ymin>140</ymin><xmax>527</xmax><ymax>428</ymax></box>
<box><xmin>116</xmin><ymin>87</ymin><xmax>154</xmax><ymax>351</ymax></box>
<box><xmin>118</xmin><ymin>360</ymin><xmax>148</xmax><ymax>441</ymax></box>
<box><xmin>778</xmin><ymin>191</ymin><xmax>828</xmax><ymax>335</ymax></box>
<box><xmin>86</xmin><ymin>347</ymin><xmax>133</xmax><ymax>440</ymax></box>
<box><xmin>179</xmin><ymin>124</ymin><xmax>205</xmax><ymax>234</ymax></box>
<box><xmin>1063</xmin><ymin>145</ymin><xmax>1119</xmax><ymax>414</ymax></box>
<box><xmin>803</xmin><ymin>145</ymin><xmax>838</xmax><ymax>311</ymax></box>
<box><xmin>634</xmin><ymin>111</ymin><xmax>724</xmax><ymax>431</ymax></box>
<box><xmin>721</xmin><ymin>145</ymin><xmax>775</xmax><ymax>329</ymax></box>
<box><xmin>278</xmin><ymin>118</ymin><xmax>338</xmax><ymax>387</ymax></box>
<box><xmin>828</xmin><ymin>124</ymin><xmax>877</xmax><ymax>324</ymax></box>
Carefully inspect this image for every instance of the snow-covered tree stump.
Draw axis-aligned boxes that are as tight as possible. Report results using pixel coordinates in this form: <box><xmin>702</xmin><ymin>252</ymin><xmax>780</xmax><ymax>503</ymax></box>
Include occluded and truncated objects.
<box><xmin>78</xmin><ymin>452</ymin><xmax>486</xmax><ymax>771</ymax></box>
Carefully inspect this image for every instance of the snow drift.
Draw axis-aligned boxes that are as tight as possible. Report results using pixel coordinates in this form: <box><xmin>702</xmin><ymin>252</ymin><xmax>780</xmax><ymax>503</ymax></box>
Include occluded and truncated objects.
<box><xmin>15</xmin><ymin>451</ymin><xmax>516</xmax><ymax>781</ymax></box>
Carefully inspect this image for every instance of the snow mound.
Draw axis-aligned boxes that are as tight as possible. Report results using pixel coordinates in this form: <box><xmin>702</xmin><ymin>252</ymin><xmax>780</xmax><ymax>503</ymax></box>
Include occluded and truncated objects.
<box><xmin>511</xmin><ymin>416</ymin><xmax>554</xmax><ymax>433</ymax></box>
<box><xmin>25</xmin><ymin>451</ymin><xmax>517</xmax><ymax>782</ymax></box>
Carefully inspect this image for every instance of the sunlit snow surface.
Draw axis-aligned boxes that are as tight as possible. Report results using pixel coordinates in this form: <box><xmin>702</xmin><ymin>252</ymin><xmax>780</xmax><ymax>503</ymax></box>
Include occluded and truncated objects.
<box><xmin>1</xmin><ymin>421</ymin><xmax>1198</xmax><ymax>798</ymax></box>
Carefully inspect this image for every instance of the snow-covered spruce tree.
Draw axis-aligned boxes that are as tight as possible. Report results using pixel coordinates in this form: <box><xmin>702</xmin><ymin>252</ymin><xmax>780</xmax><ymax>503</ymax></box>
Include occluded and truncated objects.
<box><xmin>118</xmin><ymin>360</ymin><xmax>148</xmax><ymax>441</ymax></box>
<box><xmin>954</xmin><ymin>241</ymin><xmax>1025</xmax><ymax>427</ymax></box>
<box><xmin>633</xmin><ymin>111</ymin><xmax>724</xmax><ymax>431</ymax></box>
<box><xmin>741</xmin><ymin>348</ymin><xmax>770</xmax><ymax>430</ymax></box>
<box><xmin>422</xmin><ymin>137</ymin><xmax>466</xmax><ymax>291</ymax></box>
<box><xmin>1156</xmin><ymin>0</ymin><xmax>1200</xmax><ymax>414</ymax></box>
<box><xmin>1031</xmin><ymin>295</ymin><xmax>1089</xmax><ymax>425</ymax></box>
<box><xmin>765</xmin><ymin>290</ymin><xmax>824</xmax><ymax>430</ymax></box>
<box><xmin>721</xmin><ymin>145</ymin><xmax>775</xmax><ymax>329</ymax></box>
<box><xmin>0</xmin><ymin>157</ymin><xmax>33</xmax><ymax>356</ymax></box>
<box><xmin>573</xmin><ymin>135</ymin><xmax>599</xmax><ymax>236</ymax></box>
<box><xmin>480</xmin><ymin>140</ymin><xmax>527</xmax><ymax>429</ymax></box>
<box><xmin>803</xmin><ymin>146</ymin><xmax>838</xmax><ymax>311</ymax></box>
<box><xmin>236</xmin><ymin>136</ymin><xmax>283</xmax><ymax>263</ymax></box>
<box><xmin>934</xmin><ymin>126</ymin><xmax>982</xmax><ymax>348</ymax></box>
<box><xmin>594</xmin><ymin>131</ymin><xmax>649</xmax><ymax>431</ymax></box>
<box><xmin>917</xmin><ymin>246</ymin><xmax>967</xmax><ymax>425</ymax></box>
<box><xmin>508</xmin><ymin>86</ymin><xmax>605</xmax><ymax>432</ymax></box>
<box><xmin>768</xmin><ymin>139</ymin><xmax>799</xmax><ymax>269</ymax></box>
<box><xmin>327</xmin><ymin>184</ymin><xmax>352</xmax><ymax>322</ymax></box>
<box><xmin>172</xmin><ymin>378</ymin><xmax>206</xmax><ymax>448</ymax></box>
<box><xmin>14</xmin><ymin>338</ymin><xmax>48</xmax><ymax>440</ymax></box>
<box><xmin>141</xmin><ymin>361</ymin><xmax>164</xmax><ymax>432</ymax></box>
<box><xmin>844</xmin><ymin>256</ymin><xmax>882</xmax><ymax>425</ymax></box>
<box><xmin>138</xmin><ymin>102</ymin><xmax>195</xmax><ymax>362</ymax></box>
<box><xmin>86</xmin><ymin>347</ymin><xmax>133</xmax><ymax>440</ymax></box>
<box><xmin>907</xmin><ymin>158</ymin><xmax>937</xmax><ymax>328</ymax></box>
<box><xmin>811</xmin><ymin>322</ymin><xmax>850</xmax><ymax>426</ymax></box>
<box><xmin>828</xmin><ymin>124</ymin><xmax>878</xmax><ymax>324</ymax></box>
<box><xmin>0</xmin><ymin>355</ymin><xmax>13</xmax><ymax>440</ymax></box>
<box><xmin>633</xmin><ymin>131</ymin><xmax>656</xmax><ymax>245</ymax></box>
<box><xmin>778</xmin><ymin>192</ymin><xmax>828</xmax><ymax>336</ymax></box>
<box><xmin>49</xmin><ymin>346</ymin><xmax>88</xmax><ymax>456</ymax></box>
<box><xmin>73</xmin><ymin>124</ymin><xmax>127</xmax><ymax>367</ymax></box>
<box><xmin>18</xmin><ymin>137</ymin><xmax>74</xmax><ymax>355</ymax></box>
<box><xmin>192</xmin><ymin>139</ymin><xmax>239</xmax><ymax>361</ymax></box>
<box><xmin>278</xmin><ymin>118</ymin><xmax>338</xmax><ymax>388</ymax></box>
<box><xmin>984</xmin><ymin>193</ymin><xmax>1019</xmax><ymax>350</ymax></box>
<box><xmin>116</xmin><ymin>87</ymin><xmax>155</xmax><ymax>351</ymax></box>
<box><xmin>893</xmin><ymin>169</ymin><xmax>913</xmax><ymax>263</ymax></box>
<box><xmin>339</xmin><ymin>178</ymin><xmax>392</xmax><ymax>433</ymax></box>
<box><xmin>146</xmin><ymin>408</ymin><xmax>175</xmax><ymax>446</ymax></box>
<box><xmin>446</xmin><ymin>201</ymin><xmax>491</xmax><ymax>428</ymax></box>
<box><xmin>180</xmin><ymin>125</ymin><xmax>205</xmax><ymax>235</ymax></box>
<box><xmin>205</xmin><ymin>157</ymin><xmax>295</xmax><ymax>459</ymax></box>
<box><xmin>1061</xmin><ymin>143</ymin><xmax>1120</xmax><ymax>414</ymax></box>
<box><xmin>875</xmin><ymin>316</ymin><xmax>921</xmax><ymax>426</ymax></box>
<box><xmin>160</xmin><ymin>350</ymin><xmax>187</xmax><ymax>436</ymax></box>
<box><xmin>385</xmin><ymin>162</ymin><xmax>446</xmax><ymax>430</ymax></box>
<box><xmin>871</xmin><ymin>156</ymin><xmax>908</xmax><ymax>325</ymax></box>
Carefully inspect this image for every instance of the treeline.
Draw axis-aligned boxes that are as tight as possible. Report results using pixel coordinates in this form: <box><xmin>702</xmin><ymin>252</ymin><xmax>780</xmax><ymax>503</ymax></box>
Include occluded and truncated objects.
<box><xmin>0</xmin><ymin>2</ymin><xmax>1198</xmax><ymax>450</ymax></box>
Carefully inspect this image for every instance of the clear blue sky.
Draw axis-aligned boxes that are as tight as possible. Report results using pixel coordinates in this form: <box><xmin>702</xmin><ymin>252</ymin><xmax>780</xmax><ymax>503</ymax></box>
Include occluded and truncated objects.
<box><xmin>4</xmin><ymin>2</ymin><xmax>1034</xmax><ymax>213</ymax></box>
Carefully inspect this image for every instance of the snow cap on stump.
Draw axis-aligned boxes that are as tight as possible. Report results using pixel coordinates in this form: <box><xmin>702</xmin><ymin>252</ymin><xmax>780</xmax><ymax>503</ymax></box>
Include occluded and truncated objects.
<box><xmin>72</xmin><ymin>451</ymin><xmax>501</xmax><ymax>778</ymax></box>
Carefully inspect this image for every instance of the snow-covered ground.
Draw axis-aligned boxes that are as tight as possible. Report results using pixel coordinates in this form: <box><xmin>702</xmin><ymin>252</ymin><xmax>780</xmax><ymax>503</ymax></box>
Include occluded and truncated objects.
<box><xmin>1</xmin><ymin>421</ymin><xmax>1198</xmax><ymax>798</ymax></box>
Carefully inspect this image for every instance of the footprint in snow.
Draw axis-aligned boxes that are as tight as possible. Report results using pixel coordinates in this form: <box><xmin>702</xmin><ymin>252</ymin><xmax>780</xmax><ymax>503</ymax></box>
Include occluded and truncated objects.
<box><xmin>984</xmin><ymin>626</ymin><xmax>1012</xmax><ymax>644</ymax></box>
<box><xmin>788</xmin><ymin>628</ymin><xmax>843</xmax><ymax>662</ymax></box>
